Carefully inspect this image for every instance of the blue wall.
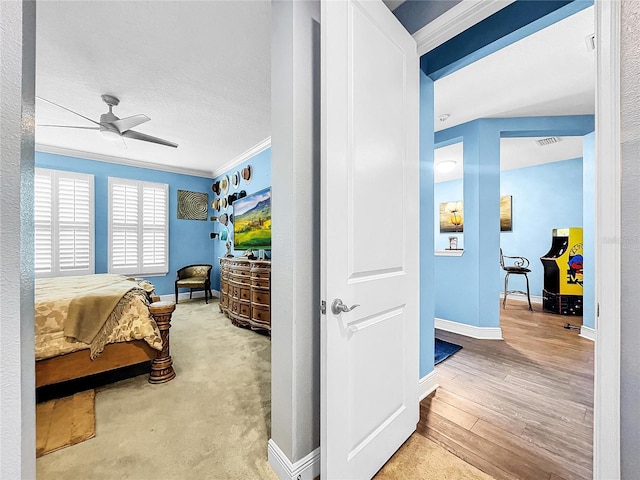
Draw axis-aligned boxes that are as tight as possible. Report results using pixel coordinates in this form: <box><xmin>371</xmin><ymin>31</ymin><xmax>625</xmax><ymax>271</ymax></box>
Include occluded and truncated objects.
<box><xmin>209</xmin><ymin>148</ymin><xmax>272</xmax><ymax>291</ymax></box>
<box><xmin>35</xmin><ymin>152</ymin><xmax>214</xmax><ymax>296</ymax></box>
<box><xmin>434</xmin><ymin>157</ymin><xmax>585</xmax><ymax>315</ymax></box>
<box><xmin>419</xmin><ymin>71</ymin><xmax>436</xmax><ymax>378</ymax></box>
<box><xmin>433</xmin><ymin>115</ymin><xmax>594</xmax><ymax>327</ymax></box>
<box><xmin>500</xmin><ymin>157</ymin><xmax>584</xmax><ymax>298</ymax></box>
<box><xmin>582</xmin><ymin>132</ymin><xmax>595</xmax><ymax>329</ymax></box>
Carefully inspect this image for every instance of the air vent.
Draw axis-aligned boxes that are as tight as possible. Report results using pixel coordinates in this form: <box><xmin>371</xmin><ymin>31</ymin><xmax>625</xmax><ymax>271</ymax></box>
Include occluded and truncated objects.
<box><xmin>536</xmin><ymin>137</ymin><xmax>561</xmax><ymax>147</ymax></box>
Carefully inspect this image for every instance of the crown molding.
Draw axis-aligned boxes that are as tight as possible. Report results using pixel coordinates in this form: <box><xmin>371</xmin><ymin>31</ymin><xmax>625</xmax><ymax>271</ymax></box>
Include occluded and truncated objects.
<box><xmin>212</xmin><ymin>136</ymin><xmax>271</xmax><ymax>178</ymax></box>
<box><xmin>35</xmin><ymin>144</ymin><xmax>215</xmax><ymax>178</ymax></box>
<box><xmin>413</xmin><ymin>0</ymin><xmax>515</xmax><ymax>56</ymax></box>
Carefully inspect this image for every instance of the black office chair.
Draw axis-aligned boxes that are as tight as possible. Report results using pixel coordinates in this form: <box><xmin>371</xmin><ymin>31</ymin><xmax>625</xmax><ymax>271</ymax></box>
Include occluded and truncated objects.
<box><xmin>500</xmin><ymin>248</ymin><xmax>533</xmax><ymax>311</ymax></box>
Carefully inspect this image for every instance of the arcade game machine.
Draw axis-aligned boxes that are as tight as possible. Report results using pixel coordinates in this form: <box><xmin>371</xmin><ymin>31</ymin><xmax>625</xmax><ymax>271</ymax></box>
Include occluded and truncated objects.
<box><xmin>540</xmin><ymin>227</ymin><xmax>583</xmax><ymax>315</ymax></box>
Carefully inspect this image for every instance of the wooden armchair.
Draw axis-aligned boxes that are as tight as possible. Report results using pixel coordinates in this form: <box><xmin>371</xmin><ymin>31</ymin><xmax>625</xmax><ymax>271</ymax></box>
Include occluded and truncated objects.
<box><xmin>175</xmin><ymin>264</ymin><xmax>213</xmax><ymax>304</ymax></box>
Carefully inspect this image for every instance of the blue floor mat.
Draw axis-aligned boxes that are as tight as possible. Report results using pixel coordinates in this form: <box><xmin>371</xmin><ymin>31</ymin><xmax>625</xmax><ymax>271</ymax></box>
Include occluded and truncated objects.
<box><xmin>435</xmin><ymin>338</ymin><xmax>463</xmax><ymax>365</ymax></box>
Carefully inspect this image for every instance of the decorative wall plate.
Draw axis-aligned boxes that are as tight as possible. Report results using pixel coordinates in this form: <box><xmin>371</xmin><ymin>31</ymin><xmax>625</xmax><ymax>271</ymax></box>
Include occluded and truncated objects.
<box><xmin>231</xmin><ymin>171</ymin><xmax>240</xmax><ymax>189</ymax></box>
<box><xmin>241</xmin><ymin>165</ymin><xmax>252</xmax><ymax>184</ymax></box>
<box><xmin>220</xmin><ymin>175</ymin><xmax>229</xmax><ymax>194</ymax></box>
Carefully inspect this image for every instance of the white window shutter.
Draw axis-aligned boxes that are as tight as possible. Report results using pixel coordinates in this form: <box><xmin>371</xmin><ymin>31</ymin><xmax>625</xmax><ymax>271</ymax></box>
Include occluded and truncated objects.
<box><xmin>58</xmin><ymin>175</ymin><xmax>92</xmax><ymax>273</ymax></box>
<box><xmin>110</xmin><ymin>183</ymin><xmax>139</xmax><ymax>273</ymax></box>
<box><xmin>142</xmin><ymin>185</ymin><xmax>168</xmax><ymax>273</ymax></box>
<box><xmin>34</xmin><ymin>168</ymin><xmax>94</xmax><ymax>277</ymax></box>
<box><xmin>109</xmin><ymin>178</ymin><xmax>168</xmax><ymax>276</ymax></box>
<box><xmin>34</xmin><ymin>170</ymin><xmax>53</xmax><ymax>274</ymax></box>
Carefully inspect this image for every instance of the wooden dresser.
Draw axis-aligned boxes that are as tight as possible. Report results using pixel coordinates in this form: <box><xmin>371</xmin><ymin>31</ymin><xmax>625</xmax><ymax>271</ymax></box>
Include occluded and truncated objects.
<box><xmin>219</xmin><ymin>257</ymin><xmax>271</xmax><ymax>333</ymax></box>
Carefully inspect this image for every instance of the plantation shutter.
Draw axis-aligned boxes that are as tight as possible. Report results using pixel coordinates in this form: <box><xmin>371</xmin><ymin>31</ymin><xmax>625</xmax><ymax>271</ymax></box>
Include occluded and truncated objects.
<box><xmin>109</xmin><ymin>178</ymin><xmax>168</xmax><ymax>275</ymax></box>
<box><xmin>142</xmin><ymin>185</ymin><xmax>168</xmax><ymax>272</ymax></box>
<box><xmin>34</xmin><ymin>168</ymin><xmax>94</xmax><ymax>277</ymax></box>
<box><xmin>34</xmin><ymin>170</ymin><xmax>54</xmax><ymax>275</ymax></box>
<box><xmin>58</xmin><ymin>175</ymin><xmax>92</xmax><ymax>273</ymax></box>
<box><xmin>111</xmin><ymin>182</ymin><xmax>139</xmax><ymax>273</ymax></box>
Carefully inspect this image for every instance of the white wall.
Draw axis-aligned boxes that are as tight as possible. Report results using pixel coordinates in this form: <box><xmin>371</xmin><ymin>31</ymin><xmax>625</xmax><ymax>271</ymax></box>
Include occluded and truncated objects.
<box><xmin>270</xmin><ymin>0</ymin><xmax>321</xmax><ymax>471</ymax></box>
<box><xmin>620</xmin><ymin>1</ymin><xmax>640</xmax><ymax>476</ymax></box>
<box><xmin>0</xmin><ymin>1</ymin><xmax>36</xmax><ymax>477</ymax></box>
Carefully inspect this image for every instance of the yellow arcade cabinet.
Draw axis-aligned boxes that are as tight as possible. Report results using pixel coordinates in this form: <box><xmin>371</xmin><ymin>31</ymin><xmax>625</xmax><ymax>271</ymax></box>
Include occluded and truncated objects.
<box><xmin>540</xmin><ymin>228</ymin><xmax>583</xmax><ymax>315</ymax></box>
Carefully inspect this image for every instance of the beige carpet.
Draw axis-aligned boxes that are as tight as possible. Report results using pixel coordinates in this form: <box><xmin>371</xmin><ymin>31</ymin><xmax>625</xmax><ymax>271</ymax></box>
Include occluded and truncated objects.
<box><xmin>37</xmin><ymin>298</ymin><xmax>492</xmax><ymax>479</ymax></box>
<box><xmin>37</xmin><ymin>299</ymin><xmax>277</xmax><ymax>480</ymax></box>
<box><xmin>375</xmin><ymin>433</ymin><xmax>494</xmax><ymax>479</ymax></box>
<box><xmin>36</xmin><ymin>390</ymin><xmax>96</xmax><ymax>458</ymax></box>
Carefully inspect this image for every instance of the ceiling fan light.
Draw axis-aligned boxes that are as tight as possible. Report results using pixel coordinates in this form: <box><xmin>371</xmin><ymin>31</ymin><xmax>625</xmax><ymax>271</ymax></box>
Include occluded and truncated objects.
<box><xmin>436</xmin><ymin>160</ymin><xmax>457</xmax><ymax>173</ymax></box>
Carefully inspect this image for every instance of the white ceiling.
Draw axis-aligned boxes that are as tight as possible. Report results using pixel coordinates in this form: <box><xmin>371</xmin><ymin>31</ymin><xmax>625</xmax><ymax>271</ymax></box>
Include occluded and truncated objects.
<box><xmin>35</xmin><ymin>1</ymin><xmax>271</xmax><ymax>177</ymax></box>
<box><xmin>432</xmin><ymin>6</ymin><xmax>594</xmax><ymax>183</ymax></box>
<box><xmin>434</xmin><ymin>136</ymin><xmax>585</xmax><ymax>183</ymax></box>
<box><xmin>434</xmin><ymin>6</ymin><xmax>595</xmax><ymax>132</ymax></box>
<box><xmin>35</xmin><ymin>2</ymin><xmax>593</xmax><ymax>179</ymax></box>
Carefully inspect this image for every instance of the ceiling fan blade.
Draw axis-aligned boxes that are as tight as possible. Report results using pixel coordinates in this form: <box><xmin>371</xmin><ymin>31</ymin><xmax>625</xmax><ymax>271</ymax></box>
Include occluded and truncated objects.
<box><xmin>122</xmin><ymin>130</ymin><xmax>178</xmax><ymax>148</ymax></box>
<box><xmin>116</xmin><ymin>136</ymin><xmax>127</xmax><ymax>149</ymax></box>
<box><xmin>111</xmin><ymin>114</ymin><xmax>150</xmax><ymax>133</ymax></box>
<box><xmin>37</xmin><ymin>124</ymin><xmax>100</xmax><ymax>130</ymax></box>
<box><xmin>36</xmin><ymin>96</ymin><xmax>100</xmax><ymax>125</ymax></box>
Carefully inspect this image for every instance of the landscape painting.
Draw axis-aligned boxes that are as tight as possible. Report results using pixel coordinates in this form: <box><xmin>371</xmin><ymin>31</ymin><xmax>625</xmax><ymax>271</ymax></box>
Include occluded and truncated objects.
<box><xmin>233</xmin><ymin>187</ymin><xmax>271</xmax><ymax>250</ymax></box>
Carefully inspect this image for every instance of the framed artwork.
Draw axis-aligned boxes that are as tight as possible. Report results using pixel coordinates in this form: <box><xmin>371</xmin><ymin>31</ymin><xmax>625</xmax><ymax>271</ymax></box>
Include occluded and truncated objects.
<box><xmin>500</xmin><ymin>195</ymin><xmax>512</xmax><ymax>232</ymax></box>
<box><xmin>439</xmin><ymin>196</ymin><xmax>512</xmax><ymax>233</ymax></box>
<box><xmin>439</xmin><ymin>201</ymin><xmax>464</xmax><ymax>233</ymax></box>
<box><xmin>177</xmin><ymin>190</ymin><xmax>208</xmax><ymax>220</ymax></box>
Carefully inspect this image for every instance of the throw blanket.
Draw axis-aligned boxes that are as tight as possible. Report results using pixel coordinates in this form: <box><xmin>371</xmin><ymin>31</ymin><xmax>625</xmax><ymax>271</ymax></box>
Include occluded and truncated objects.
<box><xmin>35</xmin><ymin>274</ymin><xmax>160</xmax><ymax>360</ymax></box>
<box><xmin>65</xmin><ymin>278</ymin><xmax>147</xmax><ymax>358</ymax></box>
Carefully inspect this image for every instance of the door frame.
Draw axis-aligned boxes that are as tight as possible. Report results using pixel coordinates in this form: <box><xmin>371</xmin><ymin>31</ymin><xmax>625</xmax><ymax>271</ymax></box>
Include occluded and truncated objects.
<box><xmin>414</xmin><ymin>1</ymin><xmax>621</xmax><ymax>477</ymax></box>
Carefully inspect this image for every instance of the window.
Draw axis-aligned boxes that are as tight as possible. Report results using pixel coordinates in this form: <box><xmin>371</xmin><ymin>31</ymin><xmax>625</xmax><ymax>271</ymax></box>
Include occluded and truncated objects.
<box><xmin>34</xmin><ymin>168</ymin><xmax>94</xmax><ymax>277</ymax></box>
<box><xmin>108</xmin><ymin>177</ymin><xmax>168</xmax><ymax>276</ymax></box>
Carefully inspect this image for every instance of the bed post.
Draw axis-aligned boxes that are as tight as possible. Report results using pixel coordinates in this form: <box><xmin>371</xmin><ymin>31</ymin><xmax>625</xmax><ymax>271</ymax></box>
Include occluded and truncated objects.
<box><xmin>148</xmin><ymin>301</ymin><xmax>176</xmax><ymax>384</ymax></box>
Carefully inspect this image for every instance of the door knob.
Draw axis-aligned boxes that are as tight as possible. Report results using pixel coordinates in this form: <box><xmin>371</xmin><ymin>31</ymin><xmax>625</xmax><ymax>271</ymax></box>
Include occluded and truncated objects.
<box><xmin>331</xmin><ymin>298</ymin><xmax>360</xmax><ymax>315</ymax></box>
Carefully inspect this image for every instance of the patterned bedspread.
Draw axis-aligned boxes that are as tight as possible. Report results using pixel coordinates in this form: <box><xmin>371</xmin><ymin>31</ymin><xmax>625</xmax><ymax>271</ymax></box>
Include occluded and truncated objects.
<box><xmin>35</xmin><ymin>274</ymin><xmax>163</xmax><ymax>360</ymax></box>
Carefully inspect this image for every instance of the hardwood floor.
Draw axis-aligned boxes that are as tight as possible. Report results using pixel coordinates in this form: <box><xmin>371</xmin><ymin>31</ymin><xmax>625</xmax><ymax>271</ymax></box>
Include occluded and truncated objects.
<box><xmin>418</xmin><ymin>301</ymin><xmax>594</xmax><ymax>480</ymax></box>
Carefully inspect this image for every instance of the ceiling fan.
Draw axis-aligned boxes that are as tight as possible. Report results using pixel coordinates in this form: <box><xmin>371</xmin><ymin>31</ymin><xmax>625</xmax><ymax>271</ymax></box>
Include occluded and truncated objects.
<box><xmin>37</xmin><ymin>94</ymin><xmax>178</xmax><ymax>148</ymax></box>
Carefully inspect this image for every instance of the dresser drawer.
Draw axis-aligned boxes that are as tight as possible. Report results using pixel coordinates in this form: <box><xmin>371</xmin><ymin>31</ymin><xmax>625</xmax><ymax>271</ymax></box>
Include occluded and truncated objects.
<box><xmin>251</xmin><ymin>290</ymin><xmax>270</xmax><ymax>306</ymax></box>
<box><xmin>251</xmin><ymin>305</ymin><xmax>271</xmax><ymax>324</ymax></box>
<box><xmin>251</xmin><ymin>269</ymin><xmax>270</xmax><ymax>280</ymax></box>
<box><xmin>251</xmin><ymin>277</ymin><xmax>270</xmax><ymax>288</ymax></box>
<box><xmin>230</xmin><ymin>282</ymin><xmax>250</xmax><ymax>299</ymax></box>
<box><xmin>239</xmin><ymin>287</ymin><xmax>251</xmax><ymax>301</ymax></box>
<box><xmin>239</xmin><ymin>301</ymin><xmax>251</xmax><ymax>318</ymax></box>
<box><xmin>230</xmin><ymin>299</ymin><xmax>240</xmax><ymax>315</ymax></box>
<box><xmin>230</xmin><ymin>272</ymin><xmax>251</xmax><ymax>284</ymax></box>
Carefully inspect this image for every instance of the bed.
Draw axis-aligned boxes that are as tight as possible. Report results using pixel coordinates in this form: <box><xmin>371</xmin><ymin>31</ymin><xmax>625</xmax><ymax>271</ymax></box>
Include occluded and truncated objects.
<box><xmin>35</xmin><ymin>274</ymin><xmax>176</xmax><ymax>388</ymax></box>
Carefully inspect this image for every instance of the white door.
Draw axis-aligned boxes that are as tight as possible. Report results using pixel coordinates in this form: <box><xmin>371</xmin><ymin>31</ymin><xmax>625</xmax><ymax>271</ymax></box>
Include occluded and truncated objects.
<box><xmin>321</xmin><ymin>0</ymin><xmax>420</xmax><ymax>478</ymax></box>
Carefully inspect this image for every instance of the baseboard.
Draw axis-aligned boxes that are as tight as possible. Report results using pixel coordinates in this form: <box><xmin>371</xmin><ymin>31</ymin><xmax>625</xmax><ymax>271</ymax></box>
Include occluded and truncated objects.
<box><xmin>435</xmin><ymin>317</ymin><xmax>503</xmax><ymax>340</ymax></box>
<box><xmin>580</xmin><ymin>325</ymin><xmax>596</xmax><ymax>342</ymax></box>
<box><xmin>499</xmin><ymin>292</ymin><xmax>543</xmax><ymax>305</ymax></box>
<box><xmin>159</xmin><ymin>290</ymin><xmax>219</xmax><ymax>303</ymax></box>
<box><xmin>418</xmin><ymin>370</ymin><xmax>439</xmax><ymax>401</ymax></box>
<box><xmin>268</xmin><ymin>440</ymin><xmax>320</xmax><ymax>480</ymax></box>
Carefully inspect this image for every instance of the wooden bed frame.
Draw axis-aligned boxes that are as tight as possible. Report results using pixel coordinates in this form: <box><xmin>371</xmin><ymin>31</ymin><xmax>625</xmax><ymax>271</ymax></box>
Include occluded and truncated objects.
<box><xmin>35</xmin><ymin>301</ymin><xmax>176</xmax><ymax>388</ymax></box>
